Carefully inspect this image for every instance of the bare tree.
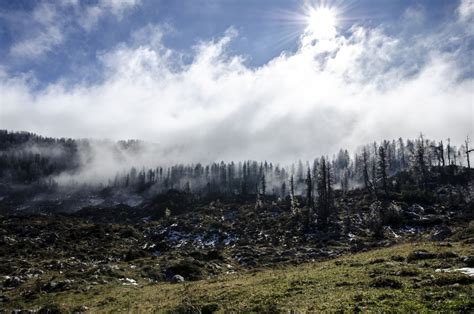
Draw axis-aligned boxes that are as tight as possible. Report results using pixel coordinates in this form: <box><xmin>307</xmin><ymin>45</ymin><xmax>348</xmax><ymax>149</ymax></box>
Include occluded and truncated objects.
<box><xmin>317</xmin><ymin>157</ymin><xmax>334</xmax><ymax>226</ymax></box>
<box><xmin>465</xmin><ymin>136</ymin><xmax>473</xmax><ymax>169</ymax></box>
<box><xmin>289</xmin><ymin>175</ymin><xmax>297</xmax><ymax>213</ymax></box>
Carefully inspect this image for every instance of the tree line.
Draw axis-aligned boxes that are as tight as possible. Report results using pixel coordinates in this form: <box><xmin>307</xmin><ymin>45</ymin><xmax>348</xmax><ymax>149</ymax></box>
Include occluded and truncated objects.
<box><xmin>0</xmin><ymin>130</ymin><xmax>471</xmax><ymax>200</ymax></box>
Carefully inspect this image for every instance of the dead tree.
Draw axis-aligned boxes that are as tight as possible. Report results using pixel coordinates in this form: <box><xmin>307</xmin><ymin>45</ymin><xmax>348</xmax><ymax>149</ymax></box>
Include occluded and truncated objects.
<box><xmin>465</xmin><ymin>136</ymin><xmax>473</xmax><ymax>169</ymax></box>
<box><xmin>289</xmin><ymin>175</ymin><xmax>297</xmax><ymax>213</ymax></box>
<box><xmin>317</xmin><ymin>157</ymin><xmax>334</xmax><ymax>226</ymax></box>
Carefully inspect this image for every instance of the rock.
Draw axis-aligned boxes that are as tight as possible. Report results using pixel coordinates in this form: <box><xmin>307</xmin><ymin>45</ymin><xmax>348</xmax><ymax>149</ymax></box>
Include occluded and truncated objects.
<box><xmin>437</xmin><ymin>251</ymin><xmax>458</xmax><ymax>259</ymax></box>
<box><xmin>38</xmin><ymin>303</ymin><xmax>63</xmax><ymax>314</ymax></box>
<box><xmin>350</xmin><ymin>241</ymin><xmax>368</xmax><ymax>253</ymax></box>
<box><xmin>395</xmin><ymin>268</ymin><xmax>419</xmax><ymax>276</ymax></box>
<box><xmin>407</xmin><ymin>250</ymin><xmax>436</xmax><ymax>262</ymax></box>
<box><xmin>72</xmin><ymin>305</ymin><xmax>89</xmax><ymax>313</ymax></box>
<box><xmin>171</xmin><ymin>274</ymin><xmax>185</xmax><ymax>283</ymax></box>
<box><xmin>391</xmin><ymin>255</ymin><xmax>405</xmax><ymax>262</ymax></box>
<box><xmin>201</xmin><ymin>303</ymin><xmax>219</xmax><ymax>314</ymax></box>
<box><xmin>0</xmin><ymin>294</ymin><xmax>10</xmax><ymax>303</ymax></box>
<box><xmin>409</xmin><ymin>204</ymin><xmax>425</xmax><ymax>214</ymax></box>
<box><xmin>41</xmin><ymin>280</ymin><xmax>73</xmax><ymax>293</ymax></box>
<box><xmin>462</xmin><ymin>256</ymin><xmax>474</xmax><ymax>267</ymax></box>
<box><xmin>3</xmin><ymin>276</ymin><xmax>23</xmax><ymax>288</ymax></box>
<box><xmin>165</xmin><ymin>259</ymin><xmax>205</xmax><ymax>281</ymax></box>
<box><xmin>430</xmin><ymin>225</ymin><xmax>452</xmax><ymax>241</ymax></box>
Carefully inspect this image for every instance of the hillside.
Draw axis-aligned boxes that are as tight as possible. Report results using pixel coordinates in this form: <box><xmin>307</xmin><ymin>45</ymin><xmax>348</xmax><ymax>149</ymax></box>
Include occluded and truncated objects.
<box><xmin>2</xmin><ymin>240</ymin><xmax>473</xmax><ymax>312</ymax></box>
<box><xmin>1</xmin><ymin>131</ymin><xmax>473</xmax><ymax>312</ymax></box>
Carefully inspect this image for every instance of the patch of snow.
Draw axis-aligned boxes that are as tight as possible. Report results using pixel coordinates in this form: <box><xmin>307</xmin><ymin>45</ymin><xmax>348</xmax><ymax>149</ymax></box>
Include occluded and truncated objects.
<box><xmin>399</xmin><ymin>226</ymin><xmax>420</xmax><ymax>234</ymax></box>
<box><xmin>142</xmin><ymin>243</ymin><xmax>156</xmax><ymax>250</ymax></box>
<box><xmin>175</xmin><ymin>239</ymin><xmax>188</xmax><ymax>248</ymax></box>
<box><xmin>456</xmin><ymin>267</ymin><xmax>474</xmax><ymax>276</ymax></box>
<box><xmin>167</xmin><ymin>230</ymin><xmax>185</xmax><ymax>241</ymax></box>
<box><xmin>119</xmin><ymin>278</ymin><xmax>138</xmax><ymax>286</ymax></box>
<box><xmin>223</xmin><ymin>234</ymin><xmax>238</xmax><ymax>246</ymax></box>
<box><xmin>204</xmin><ymin>234</ymin><xmax>219</xmax><ymax>247</ymax></box>
<box><xmin>435</xmin><ymin>267</ymin><xmax>474</xmax><ymax>276</ymax></box>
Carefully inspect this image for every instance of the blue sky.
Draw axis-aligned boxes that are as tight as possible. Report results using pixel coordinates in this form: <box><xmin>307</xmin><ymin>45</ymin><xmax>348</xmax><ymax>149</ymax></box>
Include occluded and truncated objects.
<box><xmin>0</xmin><ymin>0</ymin><xmax>472</xmax><ymax>163</ymax></box>
<box><xmin>0</xmin><ymin>0</ymin><xmax>463</xmax><ymax>86</ymax></box>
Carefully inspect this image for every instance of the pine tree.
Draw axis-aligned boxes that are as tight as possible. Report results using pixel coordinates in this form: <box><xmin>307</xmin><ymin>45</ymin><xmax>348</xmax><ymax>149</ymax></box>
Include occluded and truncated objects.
<box><xmin>378</xmin><ymin>143</ymin><xmax>388</xmax><ymax>195</ymax></box>
<box><xmin>362</xmin><ymin>147</ymin><xmax>370</xmax><ymax>190</ymax></box>
<box><xmin>317</xmin><ymin>157</ymin><xmax>330</xmax><ymax>226</ymax></box>
<box><xmin>306</xmin><ymin>168</ymin><xmax>313</xmax><ymax>208</ymax></box>
<box><xmin>414</xmin><ymin>134</ymin><xmax>428</xmax><ymax>190</ymax></box>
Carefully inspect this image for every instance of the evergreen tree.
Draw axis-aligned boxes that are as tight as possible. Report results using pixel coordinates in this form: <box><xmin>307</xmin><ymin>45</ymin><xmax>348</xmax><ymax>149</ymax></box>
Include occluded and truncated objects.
<box><xmin>306</xmin><ymin>168</ymin><xmax>313</xmax><ymax>208</ymax></box>
<box><xmin>378</xmin><ymin>143</ymin><xmax>388</xmax><ymax>195</ymax></box>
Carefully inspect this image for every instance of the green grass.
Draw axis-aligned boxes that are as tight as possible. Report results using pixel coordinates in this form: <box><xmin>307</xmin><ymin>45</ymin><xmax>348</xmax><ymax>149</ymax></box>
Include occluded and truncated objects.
<box><xmin>4</xmin><ymin>241</ymin><xmax>473</xmax><ymax>313</ymax></box>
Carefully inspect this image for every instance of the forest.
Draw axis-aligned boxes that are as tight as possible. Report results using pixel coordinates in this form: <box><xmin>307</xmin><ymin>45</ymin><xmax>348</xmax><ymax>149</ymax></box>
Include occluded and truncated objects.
<box><xmin>0</xmin><ymin>130</ymin><xmax>473</xmax><ymax>312</ymax></box>
<box><xmin>1</xmin><ymin>129</ymin><xmax>472</xmax><ymax>199</ymax></box>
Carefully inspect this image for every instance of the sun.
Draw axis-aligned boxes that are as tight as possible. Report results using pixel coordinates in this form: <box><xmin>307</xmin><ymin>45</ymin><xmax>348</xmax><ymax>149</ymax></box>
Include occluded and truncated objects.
<box><xmin>306</xmin><ymin>7</ymin><xmax>338</xmax><ymax>39</ymax></box>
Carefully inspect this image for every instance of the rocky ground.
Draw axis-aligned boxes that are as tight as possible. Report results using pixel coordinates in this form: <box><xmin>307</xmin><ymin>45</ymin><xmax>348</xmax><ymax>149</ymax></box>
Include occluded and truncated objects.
<box><xmin>0</xmin><ymin>190</ymin><xmax>474</xmax><ymax>308</ymax></box>
<box><xmin>0</xmin><ymin>179</ymin><xmax>473</xmax><ymax>312</ymax></box>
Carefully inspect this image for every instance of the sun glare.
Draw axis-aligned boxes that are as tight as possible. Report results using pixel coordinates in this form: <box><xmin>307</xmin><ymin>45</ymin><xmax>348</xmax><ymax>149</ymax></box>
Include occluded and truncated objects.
<box><xmin>306</xmin><ymin>7</ymin><xmax>338</xmax><ymax>39</ymax></box>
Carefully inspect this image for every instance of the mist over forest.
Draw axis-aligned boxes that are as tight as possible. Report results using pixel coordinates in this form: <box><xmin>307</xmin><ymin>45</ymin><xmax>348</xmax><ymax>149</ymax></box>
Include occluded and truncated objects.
<box><xmin>0</xmin><ymin>129</ymin><xmax>472</xmax><ymax>213</ymax></box>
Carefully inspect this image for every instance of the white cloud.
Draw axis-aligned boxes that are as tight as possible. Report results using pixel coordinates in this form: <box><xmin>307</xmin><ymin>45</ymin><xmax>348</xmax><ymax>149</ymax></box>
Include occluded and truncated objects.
<box><xmin>458</xmin><ymin>0</ymin><xmax>474</xmax><ymax>21</ymax></box>
<box><xmin>1</xmin><ymin>3</ymin><xmax>473</xmax><ymax>172</ymax></box>
<box><xmin>458</xmin><ymin>0</ymin><xmax>474</xmax><ymax>34</ymax></box>
<box><xmin>79</xmin><ymin>0</ymin><xmax>141</xmax><ymax>31</ymax></box>
<box><xmin>9</xmin><ymin>3</ymin><xmax>64</xmax><ymax>59</ymax></box>
<box><xmin>8</xmin><ymin>0</ymin><xmax>141</xmax><ymax>59</ymax></box>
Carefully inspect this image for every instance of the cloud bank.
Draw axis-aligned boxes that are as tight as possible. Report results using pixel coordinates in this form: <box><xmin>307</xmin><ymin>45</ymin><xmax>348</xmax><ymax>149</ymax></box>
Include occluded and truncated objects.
<box><xmin>1</xmin><ymin>1</ymin><xmax>473</xmax><ymax>165</ymax></box>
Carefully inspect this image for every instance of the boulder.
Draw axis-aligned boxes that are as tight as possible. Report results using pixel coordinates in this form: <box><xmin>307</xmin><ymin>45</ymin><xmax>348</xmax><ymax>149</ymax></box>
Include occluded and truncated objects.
<box><xmin>462</xmin><ymin>255</ymin><xmax>474</xmax><ymax>267</ymax></box>
<box><xmin>3</xmin><ymin>276</ymin><xmax>23</xmax><ymax>288</ymax></box>
<box><xmin>41</xmin><ymin>280</ymin><xmax>73</xmax><ymax>293</ymax></box>
<box><xmin>430</xmin><ymin>225</ymin><xmax>452</xmax><ymax>241</ymax></box>
<box><xmin>170</xmin><ymin>274</ymin><xmax>185</xmax><ymax>283</ymax></box>
<box><xmin>409</xmin><ymin>204</ymin><xmax>425</xmax><ymax>214</ymax></box>
<box><xmin>407</xmin><ymin>250</ymin><xmax>436</xmax><ymax>262</ymax></box>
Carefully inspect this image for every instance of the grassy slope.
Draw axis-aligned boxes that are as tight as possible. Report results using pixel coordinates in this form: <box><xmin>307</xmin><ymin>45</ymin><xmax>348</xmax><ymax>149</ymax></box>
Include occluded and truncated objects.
<box><xmin>4</xmin><ymin>241</ymin><xmax>473</xmax><ymax>313</ymax></box>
